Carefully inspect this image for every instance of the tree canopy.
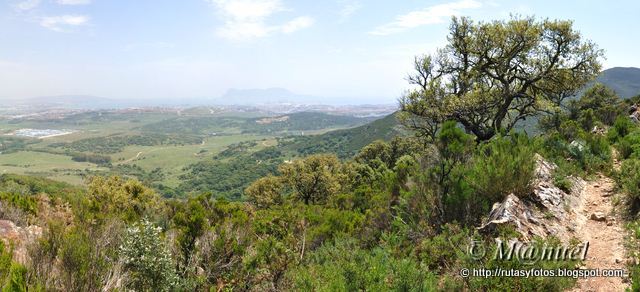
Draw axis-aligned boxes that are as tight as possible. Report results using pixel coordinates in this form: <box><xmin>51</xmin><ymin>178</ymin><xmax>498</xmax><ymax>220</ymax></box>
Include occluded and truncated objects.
<box><xmin>400</xmin><ymin>16</ymin><xmax>603</xmax><ymax>141</ymax></box>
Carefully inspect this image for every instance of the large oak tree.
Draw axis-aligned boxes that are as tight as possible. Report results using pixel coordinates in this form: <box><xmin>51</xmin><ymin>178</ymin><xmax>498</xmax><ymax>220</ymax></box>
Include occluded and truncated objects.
<box><xmin>400</xmin><ymin>16</ymin><xmax>603</xmax><ymax>141</ymax></box>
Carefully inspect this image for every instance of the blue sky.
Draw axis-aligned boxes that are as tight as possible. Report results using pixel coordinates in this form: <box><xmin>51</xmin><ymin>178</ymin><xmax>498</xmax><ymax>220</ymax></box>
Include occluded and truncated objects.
<box><xmin>1</xmin><ymin>0</ymin><xmax>639</xmax><ymax>103</ymax></box>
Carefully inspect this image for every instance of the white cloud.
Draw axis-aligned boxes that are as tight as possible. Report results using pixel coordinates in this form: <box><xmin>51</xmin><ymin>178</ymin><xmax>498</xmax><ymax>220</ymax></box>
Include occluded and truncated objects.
<box><xmin>281</xmin><ymin>16</ymin><xmax>313</xmax><ymax>33</ymax></box>
<box><xmin>14</xmin><ymin>0</ymin><xmax>40</xmax><ymax>11</ymax></box>
<box><xmin>209</xmin><ymin>0</ymin><xmax>314</xmax><ymax>41</ymax></box>
<box><xmin>56</xmin><ymin>0</ymin><xmax>92</xmax><ymax>5</ymax></box>
<box><xmin>338</xmin><ymin>1</ymin><xmax>362</xmax><ymax>20</ymax></box>
<box><xmin>40</xmin><ymin>15</ymin><xmax>90</xmax><ymax>32</ymax></box>
<box><xmin>370</xmin><ymin>0</ymin><xmax>482</xmax><ymax>35</ymax></box>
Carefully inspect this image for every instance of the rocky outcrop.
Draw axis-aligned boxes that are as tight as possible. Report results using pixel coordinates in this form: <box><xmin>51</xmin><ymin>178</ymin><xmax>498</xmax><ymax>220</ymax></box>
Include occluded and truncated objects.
<box><xmin>630</xmin><ymin>104</ymin><xmax>640</xmax><ymax>123</ymax></box>
<box><xmin>478</xmin><ymin>154</ymin><xmax>586</xmax><ymax>241</ymax></box>
<box><xmin>0</xmin><ymin>220</ymin><xmax>42</xmax><ymax>263</ymax></box>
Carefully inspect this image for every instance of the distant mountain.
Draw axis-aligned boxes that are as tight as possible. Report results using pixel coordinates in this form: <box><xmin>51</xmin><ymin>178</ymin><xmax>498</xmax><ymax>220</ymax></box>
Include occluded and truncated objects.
<box><xmin>21</xmin><ymin>95</ymin><xmax>122</xmax><ymax>109</ymax></box>
<box><xmin>215</xmin><ymin>88</ymin><xmax>321</xmax><ymax>105</ymax></box>
<box><xmin>596</xmin><ymin>67</ymin><xmax>640</xmax><ymax>98</ymax></box>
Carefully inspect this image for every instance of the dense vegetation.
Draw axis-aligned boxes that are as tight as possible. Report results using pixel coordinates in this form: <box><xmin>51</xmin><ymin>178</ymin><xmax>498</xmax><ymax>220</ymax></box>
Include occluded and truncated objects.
<box><xmin>243</xmin><ymin>112</ymin><xmax>372</xmax><ymax>134</ymax></box>
<box><xmin>56</xmin><ymin>133</ymin><xmax>203</xmax><ymax>154</ymax></box>
<box><xmin>0</xmin><ymin>16</ymin><xmax>638</xmax><ymax>291</ymax></box>
<box><xmin>141</xmin><ymin>112</ymin><xmax>370</xmax><ymax>136</ymax></box>
<box><xmin>0</xmin><ymin>137</ymin><xmax>36</xmax><ymax>154</ymax></box>
<box><xmin>177</xmin><ymin>114</ymin><xmax>402</xmax><ymax>198</ymax></box>
<box><xmin>178</xmin><ymin>148</ymin><xmax>283</xmax><ymax>200</ymax></box>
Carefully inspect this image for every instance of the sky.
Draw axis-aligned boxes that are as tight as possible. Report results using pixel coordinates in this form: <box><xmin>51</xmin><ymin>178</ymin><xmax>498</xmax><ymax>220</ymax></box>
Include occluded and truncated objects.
<box><xmin>1</xmin><ymin>0</ymin><xmax>639</xmax><ymax>104</ymax></box>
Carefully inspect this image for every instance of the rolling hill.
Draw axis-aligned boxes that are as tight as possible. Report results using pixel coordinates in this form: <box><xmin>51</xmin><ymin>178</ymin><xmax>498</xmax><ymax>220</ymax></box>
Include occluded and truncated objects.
<box><xmin>282</xmin><ymin>112</ymin><xmax>404</xmax><ymax>159</ymax></box>
<box><xmin>596</xmin><ymin>67</ymin><xmax>640</xmax><ymax>98</ymax></box>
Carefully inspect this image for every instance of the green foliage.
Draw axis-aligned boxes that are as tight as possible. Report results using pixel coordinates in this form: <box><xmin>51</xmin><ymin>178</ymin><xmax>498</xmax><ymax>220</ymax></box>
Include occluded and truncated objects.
<box><xmin>0</xmin><ymin>174</ymin><xmax>80</xmax><ymax>199</ymax></box>
<box><xmin>468</xmin><ymin>134</ymin><xmax>536</xmax><ymax>201</ymax></box>
<box><xmin>570</xmin><ymin>83</ymin><xmax>623</xmax><ymax>126</ymax></box>
<box><xmin>618</xmin><ymin>130</ymin><xmax>640</xmax><ymax>159</ymax></box>
<box><xmin>619</xmin><ymin>159</ymin><xmax>640</xmax><ymax>215</ymax></box>
<box><xmin>466</xmin><ymin>238</ymin><xmax>577</xmax><ymax>291</ymax></box>
<box><xmin>284</xmin><ymin>113</ymin><xmax>404</xmax><ymax>159</ymax></box>
<box><xmin>86</xmin><ymin>176</ymin><xmax>163</xmax><ymax>222</ymax></box>
<box><xmin>427</xmin><ymin>121</ymin><xmax>475</xmax><ymax>224</ymax></box>
<box><xmin>0</xmin><ymin>16</ymin><xmax>629</xmax><ymax>292</ymax></box>
<box><xmin>58</xmin><ymin>228</ymin><xmax>102</xmax><ymax>291</ymax></box>
<box><xmin>539</xmin><ymin>124</ymin><xmax>612</xmax><ymax>174</ymax></box>
<box><xmin>59</xmin><ymin>133</ymin><xmax>203</xmax><ymax>154</ymax></box>
<box><xmin>401</xmin><ymin>16</ymin><xmax>602</xmax><ymax>141</ymax></box>
<box><xmin>279</xmin><ymin>154</ymin><xmax>345</xmax><ymax>205</ymax></box>
<box><xmin>286</xmin><ymin>237</ymin><xmax>437</xmax><ymax>291</ymax></box>
<box><xmin>416</xmin><ymin>224</ymin><xmax>469</xmax><ymax>271</ymax></box>
<box><xmin>0</xmin><ymin>137</ymin><xmax>35</xmax><ymax>154</ymax></box>
<box><xmin>0</xmin><ymin>192</ymin><xmax>37</xmax><ymax>216</ymax></box>
<box><xmin>3</xmin><ymin>264</ymin><xmax>27</xmax><ymax>292</ymax></box>
<box><xmin>244</xmin><ymin>112</ymin><xmax>371</xmax><ymax>135</ymax></box>
<box><xmin>70</xmin><ymin>152</ymin><xmax>111</xmax><ymax>164</ymax></box>
<box><xmin>119</xmin><ymin>219</ymin><xmax>178</xmax><ymax>291</ymax></box>
<box><xmin>245</xmin><ymin>175</ymin><xmax>284</xmax><ymax>208</ymax></box>
<box><xmin>172</xmin><ymin>193</ymin><xmax>210</xmax><ymax>273</ymax></box>
<box><xmin>179</xmin><ymin>148</ymin><xmax>281</xmax><ymax>200</ymax></box>
<box><xmin>607</xmin><ymin>116</ymin><xmax>636</xmax><ymax>143</ymax></box>
<box><xmin>0</xmin><ymin>243</ymin><xmax>12</xmax><ymax>287</ymax></box>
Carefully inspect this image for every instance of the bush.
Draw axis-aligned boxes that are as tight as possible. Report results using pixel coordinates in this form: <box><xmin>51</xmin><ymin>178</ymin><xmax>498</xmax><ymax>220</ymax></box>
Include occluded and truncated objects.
<box><xmin>619</xmin><ymin>159</ymin><xmax>640</xmax><ymax>215</ymax></box>
<box><xmin>3</xmin><ymin>263</ymin><xmax>27</xmax><ymax>292</ymax></box>
<box><xmin>467</xmin><ymin>134</ymin><xmax>536</xmax><ymax>202</ymax></box>
<box><xmin>607</xmin><ymin>116</ymin><xmax>636</xmax><ymax>143</ymax></box>
<box><xmin>286</xmin><ymin>237</ymin><xmax>437</xmax><ymax>291</ymax></box>
<box><xmin>539</xmin><ymin>128</ymin><xmax>612</xmax><ymax>174</ymax></box>
<box><xmin>119</xmin><ymin>219</ymin><xmax>178</xmax><ymax>291</ymax></box>
<box><xmin>583</xmin><ymin>134</ymin><xmax>613</xmax><ymax>172</ymax></box>
<box><xmin>619</xmin><ymin>130</ymin><xmax>640</xmax><ymax>159</ymax></box>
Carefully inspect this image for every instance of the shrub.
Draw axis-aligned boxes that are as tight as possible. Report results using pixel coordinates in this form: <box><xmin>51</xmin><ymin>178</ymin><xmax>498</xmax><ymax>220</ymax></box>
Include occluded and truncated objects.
<box><xmin>3</xmin><ymin>263</ymin><xmax>27</xmax><ymax>292</ymax></box>
<box><xmin>619</xmin><ymin>159</ymin><xmax>640</xmax><ymax>215</ymax></box>
<box><xmin>119</xmin><ymin>219</ymin><xmax>178</xmax><ymax>291</ymax></box>
<box><xmin>467</xmin><ymin>134</ymin><xmax>536</xmax><ymax>202</ymax></box>
<box><xmin>583</xmin><ymin>134</ymin><xmax>613</xmax><ymax>172</ymax></box>
<box><xmin>286</xmin><ymin>237</ymin><xmax>437</xmax><ymax>291</ymax></box>
<box><xmin>619</xmin><ymin>130</ymin><xmax>640</xmax><ymax>159</ymax></box>
<box><xmin>607</xmin><ymin>116</ymin><xmax>636</xmax><ymax>143</ymax></box>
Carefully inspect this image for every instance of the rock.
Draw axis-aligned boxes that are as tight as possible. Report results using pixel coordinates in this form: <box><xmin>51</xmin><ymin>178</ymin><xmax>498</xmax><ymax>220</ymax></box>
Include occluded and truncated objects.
<box><xmin>590</xmin><ymin>212</ymin><xmax>606</xmax><ymax>221</ymax></box>
<box><xmin>0</xmin><ymin>220</ymin><xmax>42</xmax><ymax>264</ymax></box>
<box><xmin>570</xmin><ymin>140</ymin><xmax>586</xmax><ymax>152</ymax></box>
<box><xmin>591</xmin><ymin>126</ymin><xmax>607</xmax><ymax>135</ymax></box>
<box><xmin>478</xmin><ymin>155</ymin><xmax>586</xmax><ymax>241</ymax></box>
<box><xmin>593</xmin><ymin>184</ymin><xmax>600</xmax><ymax>188</ymax></box>
<box><xmin>607</xmin><ymin>221</ymin><xmax>614</xmax><ymax>226</ymax></box>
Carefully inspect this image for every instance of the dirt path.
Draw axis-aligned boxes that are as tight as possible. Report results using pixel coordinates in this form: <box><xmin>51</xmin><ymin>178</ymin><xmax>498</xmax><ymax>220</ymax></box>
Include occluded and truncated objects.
<box><xmin>120</xmin><ymin>151</ymin><xmax>143</xmax><ymax>164</ymax></box>
<box><xmin>570</xmin><ymin>175</ymin><xmax>629</xmax><ymax>291</ymax></box>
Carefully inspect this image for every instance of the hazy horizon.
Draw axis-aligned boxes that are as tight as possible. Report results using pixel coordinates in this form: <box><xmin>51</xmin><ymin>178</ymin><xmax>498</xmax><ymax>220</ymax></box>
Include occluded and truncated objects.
<box><xmin>2</xmin><ymin>0</ymin><xmax>639</xmax><ymax>103</ymax></box>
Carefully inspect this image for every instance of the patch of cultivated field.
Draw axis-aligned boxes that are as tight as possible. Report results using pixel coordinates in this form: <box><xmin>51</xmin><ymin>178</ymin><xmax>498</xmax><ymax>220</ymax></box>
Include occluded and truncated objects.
<box><xmin>111</xmin><ymin>134</ymin><xmax>270</xmax><ymax>187</ymax></box>
<box><xmin>0</xmin><ymin>151</ymin><xmax>107</xmax><ymax>183</ymax></box>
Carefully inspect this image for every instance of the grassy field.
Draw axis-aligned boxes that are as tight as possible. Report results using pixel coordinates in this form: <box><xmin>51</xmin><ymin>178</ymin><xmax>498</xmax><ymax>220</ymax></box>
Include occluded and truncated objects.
<box><xmin>0</xmin><ymin>151</ymin><xmax>107</xmax><ymax>185</ymax></box>
<box><xmin>0</xmin><ymin>110</ymin><xmax>372</xmax><ymax>194</ymax></box>
<box><xmin>110</xmin><ymin>134</ymin><xmax>271</xmax><ymax>187</ymax></box>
